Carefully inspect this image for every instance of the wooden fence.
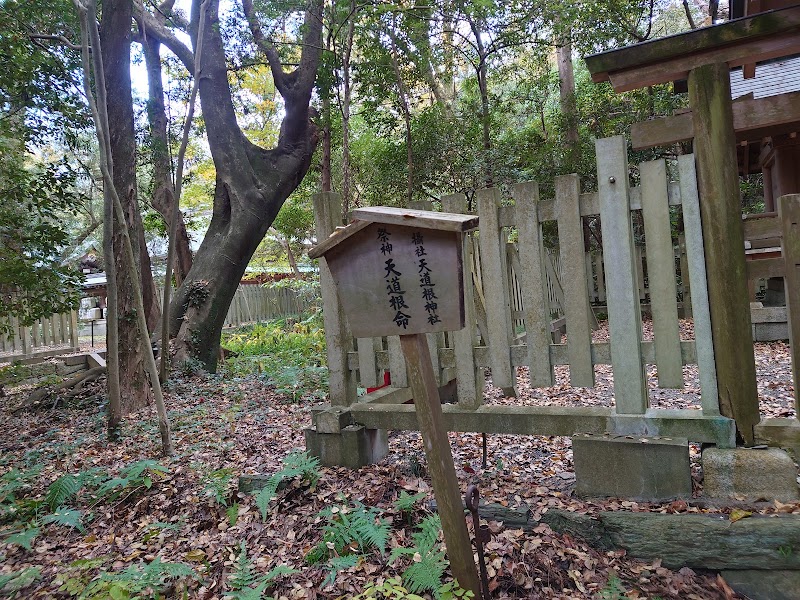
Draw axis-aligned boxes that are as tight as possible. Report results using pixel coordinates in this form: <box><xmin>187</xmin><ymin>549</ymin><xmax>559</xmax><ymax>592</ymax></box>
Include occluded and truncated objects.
<box><xmin>0</xmin><ymin>311</ymin><xmax>80</xmax><ymax>363</ymax></box>
<box><xmin>313</xmin><ymin>136</ymin><xmax>742</xmax><ymax>447</ymax></box>
<box><xmin>0</xmin><ymin>284</ymin><xmax>312</xmax><ymax>363</ymax></box>
<box><xmin>220</xmin><ymin>284</ymin><xmax>312</xmax><ymax>328</ymax></box>
<box><xmin>156</xmin><ymin>284</ymin><xmax>313</xmax><ymax>329</ymax></box>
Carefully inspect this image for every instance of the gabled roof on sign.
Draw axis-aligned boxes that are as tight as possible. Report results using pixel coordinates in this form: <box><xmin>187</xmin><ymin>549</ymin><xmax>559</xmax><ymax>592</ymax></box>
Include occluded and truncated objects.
<box><xmin>584</xmin><ymin>6</ymin><xmax>800</xmax><ymax>90</ymax></box>
<box><xmin>308</xmin><ymin>206</ymin><xmax>478</xmax><ymax>259</ymax></box>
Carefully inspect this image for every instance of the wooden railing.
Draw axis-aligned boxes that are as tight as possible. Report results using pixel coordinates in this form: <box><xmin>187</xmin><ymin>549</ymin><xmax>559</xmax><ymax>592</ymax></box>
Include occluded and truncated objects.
<box><xmin>1</xmin><ymin>311</ymin><xmax>80</xmax><ymax>363</ymax></box>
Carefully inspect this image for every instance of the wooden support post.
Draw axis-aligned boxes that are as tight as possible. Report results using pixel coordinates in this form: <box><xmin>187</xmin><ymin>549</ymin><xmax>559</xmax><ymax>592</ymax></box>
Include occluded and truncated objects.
<box><xmin>313</xmin><ymin>192</ymin><xmax>357</xmax><ymax>407</ymax></box>
<box><xmin>778</xmin><ymin>194</ymin><xmax>800</xmax><ymax>416</ymax></box>
<box><xmin>688</xmin><ymin>63</ymin><xmax>759</xmax><ymax>444</ymax></box>
<box><xmin>399</xmin><ymin>333</ymin><xmax>481</xmax><ymax>597</ymax></box>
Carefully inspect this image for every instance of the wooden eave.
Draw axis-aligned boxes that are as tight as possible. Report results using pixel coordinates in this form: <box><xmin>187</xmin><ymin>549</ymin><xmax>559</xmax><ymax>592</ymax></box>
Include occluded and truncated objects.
<box><xmin>308</xmin><ymin>207</ymin><xmax>479</xmax><ymax>259</ymax></box>
<box><xmin>585</xmin><ymin>6</ymin><xmax>800</xmax><ymax>92</ymax></box>
<box><xmin>631</xmin><ymin>90</ymin><xmax>800</xmax><ymax>149</ymax></box>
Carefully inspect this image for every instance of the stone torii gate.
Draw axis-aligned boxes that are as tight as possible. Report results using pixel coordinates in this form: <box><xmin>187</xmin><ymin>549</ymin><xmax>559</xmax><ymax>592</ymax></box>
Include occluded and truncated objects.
<box><xmin>584</xmin><ymin>6</ymin><xmax>800</xmax><ymax>445</ymax></box>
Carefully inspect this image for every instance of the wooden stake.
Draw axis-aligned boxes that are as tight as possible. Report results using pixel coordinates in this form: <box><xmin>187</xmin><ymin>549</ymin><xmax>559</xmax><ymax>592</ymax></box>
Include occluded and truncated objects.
<box><xmin>399</xmin><ymin>333</ymin><xmax>481</xmax><ymax>597</ymax></box>
<box><xmin>778</xmin><ymin>194</ymin><xmax>800</xmax><ymax>416</ymax></box>
<box><xmin>688</xmin><ymin>62</ymin><xmax>760</xmax><ymax>444</ymax></box>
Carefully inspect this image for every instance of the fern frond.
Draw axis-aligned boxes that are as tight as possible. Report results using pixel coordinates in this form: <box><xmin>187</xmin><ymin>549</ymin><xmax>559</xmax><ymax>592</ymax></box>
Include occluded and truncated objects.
<box><xmin>45</xmin><ymin>474</ymin><xmax>82</xmax><ymax>510</ymax></box>
<box><xmin>0</xmin><ymin>567</ymin><xmax>41</xmax><ymax>593</ymax></box>
<box><xmin>4</xmin><ymin>526</ymin><xmax>40</xmax><ymax>550</ymax></box>
<box><xmin>228</xmin><ymin>541</ymin><xmax>258</xmax><ymax>591</ymax></box>
<box><xmin>42</xmin><ymin>506</ymin><xmax>85</xmax><ymax>532</ymax></box>
<box><xmin>393</xmin><ymin>490</ymin><xmax>427</xmax><ymax>512</ymax></box>
<box><xmin>402</xmin><ymin>554</ymin><xmax>447</xmax><ymax>595</ymax></box>
<box><xmin>414</xmin><ymin>514</ymin><xmax>442</xmax><ymax>553</ymax></box>
<box><xmin>323</xmin><ymin>554</ymin><xmax>359</xmax><ymax>587</ymax></box>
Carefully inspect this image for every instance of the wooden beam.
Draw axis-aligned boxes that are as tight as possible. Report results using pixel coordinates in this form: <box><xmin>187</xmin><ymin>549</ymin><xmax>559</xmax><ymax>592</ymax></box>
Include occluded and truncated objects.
<box><xmin>743</xmin><ymin>213</ymin><xmax>781</xmax><ymax>241</ymax></box>
<box><xmin>348</xmin><ymin>403</ymin><xmax>735</xmax><ymax>446</ymax></box>
<box><xmin>746</xmin><ymin>257</ymin><xmax>785</xmax><ymax>280</ymax></box>
<box><xmin>585</xmin><ymin>6</ymin><xmax>800</xmax><ymax>88</ymax></box>
<box><xmin>689</xmin><ymin>63</ymin><xmax>760</xmax><ymax>444</ymax></box>
<box><xmin>632</xmin><ymin>91</ymin><xmax>800</xmax><ymax>149</ymax></box>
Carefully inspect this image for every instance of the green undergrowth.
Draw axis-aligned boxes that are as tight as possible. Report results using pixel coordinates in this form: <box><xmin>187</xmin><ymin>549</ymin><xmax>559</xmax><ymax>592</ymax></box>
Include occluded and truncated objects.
<box><xmin>221</xmin><ymin>314</ymin><xmax>327</xmax><ymax>401</ymax></box>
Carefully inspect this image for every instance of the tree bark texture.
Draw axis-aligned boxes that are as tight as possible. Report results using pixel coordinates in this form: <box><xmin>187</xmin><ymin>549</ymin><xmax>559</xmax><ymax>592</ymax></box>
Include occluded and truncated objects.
<box><xmin>168</xmin><ymin>0</ymin><xmax>323</xmax><ymax>370</ymax></box>
<box><xmin>142</xmin><ymin>36</ymin><xmax>194</xmax><ymax>286</ymax></box>
<box><xmin>101</xmin><ymin>0</ymin><xmax>155</xmax><ymax>412</ymax></box>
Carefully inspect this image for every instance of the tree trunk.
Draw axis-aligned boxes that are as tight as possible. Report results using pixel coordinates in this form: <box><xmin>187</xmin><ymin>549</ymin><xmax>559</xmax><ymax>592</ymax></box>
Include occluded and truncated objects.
<box><xmin>389</xmin><ymin>28</ymin><xmax>413</xmax><ymax>205</ymax></box>
<box><xmin>340</xmin><ymin>6</ymin><xmax>355</xmax><ymax>221</ymax></box>
<box><xmin>169</xmin><ymin>0</ymin><xmax>323</xmax><ymax>371</ymax></box>
<box><xmin>556</xmin><ymin>36</ymin><xmax>580</xmax><ymax>170</ymax></box>
<box><xmin>142</xmin><ymin>36</ymin><xmax>194</xmax><ymax>286</ymax></box>
<box><xmin>100</xmin><ymin>0</ymin><xmax>155</xmax><ymax>412</ymax></box>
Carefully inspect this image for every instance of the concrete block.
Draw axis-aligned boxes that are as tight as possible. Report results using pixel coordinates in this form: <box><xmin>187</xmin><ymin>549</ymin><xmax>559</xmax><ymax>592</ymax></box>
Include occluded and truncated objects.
<box><xmin>722</xmin><ymin>570</ymin><xmax>800</xmax><ymax>600</ymax></box>
<box><xmin>312</xmin><ymin>407</ymin><xmax>352</xmax><ymax>434</ymax></box>
<box><xmin>304</xmin><ymin>425</ymin><xmax>388</xmax><ymax>469</ymax></box>
<box><xmin>752</xmin><ymin>321</ymin><xmax>789</xmax><ymax>341</ymax></box>
<box><xmin>573</xmin><ymin>434</ymin><xmax>691</xmax><ymax>501</ymax></box>
<box><xmin>702</xmin><ymin>447</ymin><xmax>799</xmax><ymax>502</ymax></box>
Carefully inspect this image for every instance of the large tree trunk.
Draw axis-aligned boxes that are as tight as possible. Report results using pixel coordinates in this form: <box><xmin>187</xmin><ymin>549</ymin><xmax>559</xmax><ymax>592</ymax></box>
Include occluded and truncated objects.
<box><xmin>101</xmin><ymin>0</ymin><xmax>157</xmax><ymax>412</ymax></box>
<box><xmin>169</xmin><ymin>0</ymin><xmax>322</xmax><ymax>371</ymax></box>
<box><xmin>142</xmin><ymin>36</ymin><xmax>194</xmax><ymax>286</ymax></box>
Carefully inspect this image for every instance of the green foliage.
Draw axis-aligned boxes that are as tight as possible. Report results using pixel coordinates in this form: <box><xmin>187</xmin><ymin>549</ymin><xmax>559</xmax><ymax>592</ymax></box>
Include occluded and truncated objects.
<box><xmin>390</xmin><ymin>515</ymin><xmax>448</xmax><ymax>597</ymax></box>
<box><xmin>0</xmin><ymin>132</ymin><xmax>84</xmax><ymax>335</ymax></box>
<box><xmin>202</xmin><ymin>467</ymin><xmax>235</xmax><ymax>507</ymax></box>
<box><xmin>222</xmin><ymin>316</ymin><xmax>327</xmax><ymax>400</ymax></box>
<box><xmin>66</xmin><ymin>557</ymin><xmax>196</xmax><ymax>600</ymax></box>
<box><xmin>225</xmin><ymin>540</ymin><xmax>297</xmax><ymax>600</ymax></box>
<box><xmin>599</xmin><ymin>574</ymin><xmax>627</xmax><ymax>600</ymax></box>
<box><xmin>393</xmin><ymin>491</ymin><xmax>426</xmax><ymax>514</ymax></box>
<box><xmin>255</xmin><ymin>451</ymin><xmax>320</xmax><ymax>521</ymax></box>
<box><xmin>4</xmin><ymin>525</ymin><xmax>40</xmax><ymax>550</ymax></box>
<box><xmin>42</xmin><ymin>506</ymin><xmax>85</xmax><ymax>532</ymax></box>
<box><xmin>306</xmin><ymin>501</ymin><xmax>390</xmax><ymax>584</ymax></box>
<box><xmin>350</xmin><ymin>576</ymin><xmax>425</xmax><ymax>600</ymax></box>
<box><xmin>94</xmin><ymin>460</ymin><xmax>170</xmax><ymax>502</ymax></box>
<box><xmin>0</xmin><ymin>567</ymin><xmax>42</xmax><ymax>595</ymax></box>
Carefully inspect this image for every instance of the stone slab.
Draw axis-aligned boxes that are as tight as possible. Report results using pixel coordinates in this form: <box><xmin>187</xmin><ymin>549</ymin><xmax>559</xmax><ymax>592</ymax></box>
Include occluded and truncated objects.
<box><xmin>304</xmin><ymin>425</ymin><xmax>388</xmax><ymax>469</ymax></box>
<box><xmin>573</xmin><ymin>434</ymin><xmax>691</xmax><ymax>501</ymax></box>
<box><xmin>722</xmin><ymin>570</ymin><xmax>800</xmax><ymax>600</ymax></box>
<box><xmin>702</xmin><ymin>447</ymin><xmax>800</xmax><ymax>502</ymax></box>
<box><xmin>752</xmin><ymin>322</ymin><xmax>789</xmax><ymax>342</ymax></box>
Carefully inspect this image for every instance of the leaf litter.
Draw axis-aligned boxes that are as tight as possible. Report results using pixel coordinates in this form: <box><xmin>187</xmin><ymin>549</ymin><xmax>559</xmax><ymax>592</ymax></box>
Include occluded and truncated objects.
<box><xmin>0</xmin><ymin>320</ymin><xmax>796</xmax><ymax>599</ymax></box>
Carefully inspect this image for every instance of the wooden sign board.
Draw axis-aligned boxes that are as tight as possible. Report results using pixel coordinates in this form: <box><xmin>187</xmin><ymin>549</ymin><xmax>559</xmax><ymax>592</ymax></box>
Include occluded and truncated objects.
<box><xmin>310</xmin><ymin>208</ymin><xmax>478</xmax><ymax>339</ymax></box>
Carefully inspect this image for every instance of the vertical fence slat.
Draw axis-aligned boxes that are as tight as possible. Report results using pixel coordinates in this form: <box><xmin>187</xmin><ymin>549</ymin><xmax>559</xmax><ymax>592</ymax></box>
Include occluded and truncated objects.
<box><xmin>545</xmin><ymin>251</ymin><xmax>565</xmax><ymax>316</ymax></box>
<box><xmin>597</xmin><ymin>136</ymin><xmax>647</xmax><ymax>414</ymax></box>
<box><xmin>678</xmin><ymin>155</ymin><xmax>719</xmax><ymax>415</ymax></box>
<box><xmin>585</xmin><ymin>254</ymin><xmax>597</xmax><ymax>303</ymax></box>
<box><xmin>358</xmin><ymin>337</ymin><xmax>380</xmax><ymax>388</ymax></box>
<box><xmin>636</xmin><ymin>247</ymin><xmax>647</xmax><ymax>301</ymax></box>
<box><xmin>313</xmin><ymin>191</ymin><xmax>357</xmax><ymax>406</ymax></box>
<box><xmin>641</xmin><ymin>159</ymin><xmax>684</xmax><ymax>388</ymax></box>
<box><xmin>387</xmin><ymin>335</ymin><xmax>408</xmax><ymax>388</ymax></box>
<box><xmin>513</xmin><ymin>182</ymin><xmax>555</xmax><ymax>387</ymax></box>
<box><xmin>678</xmin><ymin>235</ymin><xmax>693</xmax><ymax>318</ymax></box>
<box><xmin>595</xmin><ymin>253</ymin><xmax>607</xmax><ymax>303</ymax></box>
<box><xmin>778</xmin><ymin>193</ymin><xmax>800</xmax><ymax>417</ymax></box>
<box><xmin>555</xmin><ymin>174</ymin><xmax>595</xmax><ymax>387</ymax></box>
<box><xmin>70</xmin><ymin>309</ymin><xmax>79</xmax><ymax>349</ymax></box>
<box><xmin>477</xmin><ymin>188</ymin><xmax>515</xmax><ymax>392</ymax></box>
<box><xmin>444</xmin><ymin>189</ymin><xmax>483</xmax><ymax>408</ymax></box>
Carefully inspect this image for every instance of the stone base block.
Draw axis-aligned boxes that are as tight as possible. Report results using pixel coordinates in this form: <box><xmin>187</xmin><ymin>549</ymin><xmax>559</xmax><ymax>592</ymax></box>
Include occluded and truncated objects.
<box><xmin>722</xmin><ymin>570</ymin><xmax>800</xmax><ymax>600</ymax></box>
<box><xmin>573</xmin><ymin>434</ymin><xmax>691</xmax><ymax>501</ymax></box>
<box><xmin>304</xmin><ymin>425</ymin><xmax>388</xmax><ymax>469</ymax></box>
<box><xmin>702</xmin><ymin>447</ymin><xmax>799</xmax><ymax>502</ymax></box>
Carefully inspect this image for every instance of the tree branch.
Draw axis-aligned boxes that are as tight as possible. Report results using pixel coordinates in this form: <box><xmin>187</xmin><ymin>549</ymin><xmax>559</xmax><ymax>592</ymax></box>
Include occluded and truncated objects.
<box><xmin>132</xmin><ymin>0</ymin><xmax>195</xmax><ymax>72</ymax></box>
